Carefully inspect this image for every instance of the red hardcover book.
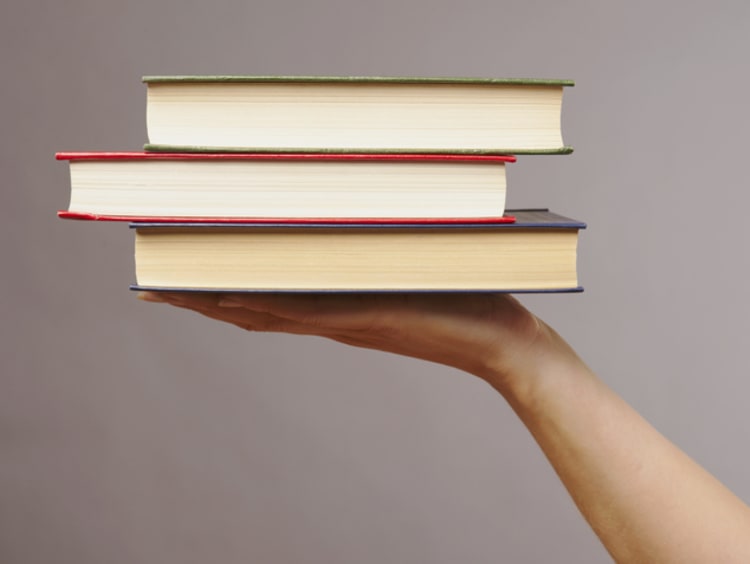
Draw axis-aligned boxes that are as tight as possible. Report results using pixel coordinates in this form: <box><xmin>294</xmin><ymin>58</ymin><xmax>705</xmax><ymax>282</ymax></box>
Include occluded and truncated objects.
<box><xmin>56</xmin><ymin>152</ymin><xmax>516</xmax><ymax>224</ymax></box>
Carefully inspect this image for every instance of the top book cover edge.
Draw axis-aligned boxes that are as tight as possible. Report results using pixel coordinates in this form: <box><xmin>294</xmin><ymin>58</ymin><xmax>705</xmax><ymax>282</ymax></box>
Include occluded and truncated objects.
<box><xmin>55</xmin><ymin>151</ymin><xmax>517</xmax><ymax>163</ymax></box>
<box><xmin>141</xmin><ymin>75</ymin><xmax>575</xmax><ymax>87</ymax></box>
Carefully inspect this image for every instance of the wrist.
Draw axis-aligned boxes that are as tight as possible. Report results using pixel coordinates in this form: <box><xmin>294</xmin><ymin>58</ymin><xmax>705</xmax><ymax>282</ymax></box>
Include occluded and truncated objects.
<box><xmin>479</xmin><ymin>316</ymin><xmax>590</xmax><ymax>409</ymax></box>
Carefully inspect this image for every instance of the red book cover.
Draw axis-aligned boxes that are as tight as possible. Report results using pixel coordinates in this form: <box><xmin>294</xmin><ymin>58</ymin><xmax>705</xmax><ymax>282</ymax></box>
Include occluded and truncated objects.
<box><xmin>57</xmin><ymin>210</ymin><xmax>516</xmax><ymax>224</ymax></box>
<box><xmin>56</xmin><ymin>152</ymin><xmax>516</xmax><ymax>163</ymax></box>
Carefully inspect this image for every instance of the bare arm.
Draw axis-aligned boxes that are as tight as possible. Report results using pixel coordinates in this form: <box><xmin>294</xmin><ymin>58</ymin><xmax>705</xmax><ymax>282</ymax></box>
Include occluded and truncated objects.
<box><xmin>140</xmin><ymin>291</ymin><xmax>750</xmax><ymax>563</ymax></box>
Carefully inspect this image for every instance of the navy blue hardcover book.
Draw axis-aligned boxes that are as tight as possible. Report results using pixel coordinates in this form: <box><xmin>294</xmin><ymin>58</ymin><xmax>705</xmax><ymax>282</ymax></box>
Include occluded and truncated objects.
<box><xmin>130</xmin><ymin>209</ymin><xmax>585</xmax><ymax>293</ymax></box>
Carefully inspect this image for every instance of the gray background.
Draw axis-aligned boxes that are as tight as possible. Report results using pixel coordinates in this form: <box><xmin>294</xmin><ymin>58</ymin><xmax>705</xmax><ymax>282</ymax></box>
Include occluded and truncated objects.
<box><xmin>3</xmin><ymin>1</ymin><xmax>750</xmax><ymax>562</ymax></box>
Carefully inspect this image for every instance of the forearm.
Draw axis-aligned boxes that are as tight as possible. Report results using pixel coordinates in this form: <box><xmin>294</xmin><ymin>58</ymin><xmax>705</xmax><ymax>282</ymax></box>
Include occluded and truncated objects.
<box><xmin>487</xmin><ymin>320</ymin><xmax>750</xmax><ymax>563</ymax></box>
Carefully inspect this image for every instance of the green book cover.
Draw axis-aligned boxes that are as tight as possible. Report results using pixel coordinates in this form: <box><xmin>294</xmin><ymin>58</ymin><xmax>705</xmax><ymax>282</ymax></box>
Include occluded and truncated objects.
<box><xmin>142</xmin><ymin>75</ymin><xmax>574</xmax><ymax>86</ymax></box>
<box><xmin>143</xmin><ymin>144</ymin><xmax>573</xmax><ymax>155</ymax></box>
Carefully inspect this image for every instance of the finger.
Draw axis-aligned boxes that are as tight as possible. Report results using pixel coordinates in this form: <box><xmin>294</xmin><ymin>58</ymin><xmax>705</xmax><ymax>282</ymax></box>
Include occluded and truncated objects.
<box><xmin>170</xmin><ymin>296</ymin><xmax>494</xmax><ymax>373</ymax></box>
<box><xmin>214</xmin><ymin>292</ymin><xmax>411</xmax><ymax>332</ymax></box>
<box><xmin>150</xmin><ymin>292</ymin><xmax>347</xmax><ymax>337</ymax></box>
<box><xmin>137</xmin><ymin>291</ymin><xmax>221</xmax><ymax>308</ymax></box>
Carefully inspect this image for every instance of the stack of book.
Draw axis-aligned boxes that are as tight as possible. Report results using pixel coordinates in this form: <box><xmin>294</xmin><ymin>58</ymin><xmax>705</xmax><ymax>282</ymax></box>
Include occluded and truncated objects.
<box><xmin>57</xmin><ymin>75</ymin><xmax>584</xmax><ymax>293</ymax></box>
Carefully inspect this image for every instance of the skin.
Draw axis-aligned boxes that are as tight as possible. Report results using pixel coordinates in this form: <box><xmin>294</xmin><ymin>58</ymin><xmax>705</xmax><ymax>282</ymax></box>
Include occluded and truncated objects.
<box><xmin>139</xmin><ymin>291</ymin><xmax>750</xmax><ymax>563</ymax></box>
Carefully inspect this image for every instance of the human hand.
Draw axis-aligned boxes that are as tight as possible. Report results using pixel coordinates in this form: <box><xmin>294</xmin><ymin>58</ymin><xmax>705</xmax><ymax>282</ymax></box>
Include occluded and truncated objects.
<box><xmin>137</xmin><ymin>291</ymin><xmax>750</xmax><ymax>563</ymax></box>
<box><xmin>138</xmin><ymin>291</ymin><xmax>560</xmax><ymax>390</ymax></box>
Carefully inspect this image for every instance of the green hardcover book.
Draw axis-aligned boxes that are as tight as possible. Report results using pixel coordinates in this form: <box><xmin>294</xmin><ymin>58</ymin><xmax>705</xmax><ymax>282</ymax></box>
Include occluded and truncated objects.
<box><xmin>142</xmin><ymin>76</ymin><xmax>574</xmax><ymax>155</ymax></box>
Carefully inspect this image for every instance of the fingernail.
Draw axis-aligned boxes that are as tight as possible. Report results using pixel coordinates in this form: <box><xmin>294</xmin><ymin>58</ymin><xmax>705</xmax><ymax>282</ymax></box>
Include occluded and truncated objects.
<box><xmin>218</xmin><ymin>297</ymin><xmax>243</xmax><ymax>308</ymax></box>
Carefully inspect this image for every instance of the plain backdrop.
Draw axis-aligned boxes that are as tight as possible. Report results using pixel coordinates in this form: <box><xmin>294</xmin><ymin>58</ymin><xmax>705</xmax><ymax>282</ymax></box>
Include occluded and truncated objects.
<box><xmin>3</xmin><ymin>1</ymin><xmax>750</xmax><ymax>562</ymax></box>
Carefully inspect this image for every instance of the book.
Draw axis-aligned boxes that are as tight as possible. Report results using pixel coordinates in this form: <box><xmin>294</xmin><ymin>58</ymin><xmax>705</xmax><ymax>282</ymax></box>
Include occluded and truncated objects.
<box><xmin>56</xmin><ymin>152</ymin><xmax>516</xmax><ymax>222</ymax></box>
<box><xmin>142</xmin><ymin>76</ymin><xmax>574</xmax><ymax>155</ymax></box>
<box><xmin>131</xmin><ymin>209</ymin><xmax>585</xmax><ymax>293</ymax></box>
